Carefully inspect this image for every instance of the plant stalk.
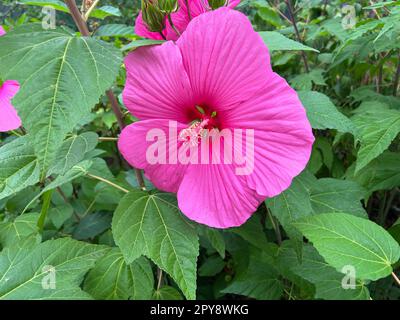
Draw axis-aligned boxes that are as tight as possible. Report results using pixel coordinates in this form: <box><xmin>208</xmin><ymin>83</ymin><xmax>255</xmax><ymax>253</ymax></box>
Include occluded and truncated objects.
<box><xmin>37</xmin><ymin>189</ymin><xmax>54</xmax><ymax>232</ymax></box>
<box><xmin>84</xmin><ymin>0</ymin><xmax>100</xmax><ymax>21</ymax></box>
<box><xmin>285</xmin><ymin>0</ymin><xmax>310</xmax><ymax>73</ymax></box>
<box><xmin>87</xmin><ymin>173</ymin><xmax>130</xmax><ymax>193</ymax></box>
<box><xmin>267</xmin><ymin>207</ymin><xmax>282</xmax><ymax>245</ymax></box>
<box><xmin>64</xmin><ymin>0</ymin><xmax>146</xmax><ymax>190</ymax></box>
<box><xmin>392</xmin><ymin>272</ymin><xmax>400</xmax><ymax>286</ymax></box>
<box><xmin>393</xmin><ymin>52</ymin><xmax>400</xmax><ymax>96</ymax></box>
<box><xmin>157</xmin><ymin>269</ymin><xmax>164</xmax><ymax>290</ymax></box>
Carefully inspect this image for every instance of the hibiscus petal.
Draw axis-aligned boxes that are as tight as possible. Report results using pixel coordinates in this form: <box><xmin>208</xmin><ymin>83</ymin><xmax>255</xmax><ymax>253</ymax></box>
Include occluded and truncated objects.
<box><xmin>222</xmin><ymin>72</ymin><xmax>314</xmax><ymax>197</ymax></box>
<box><xmin>118</xmin><ymin>119</ymin><xmax>190</xmax><ymax>192</ymax></box>
<box><xmin>228</xmin><ymin>0</ymin><xmax>241</xmax><ymax>7</ymax></box>
<box><xmin>134</xmin><ymin>11</ymin><xmax>166</xmax><ymax>40</ymax></box>
<box><xmin>0</xmin><ymin>26</ymin><xmax>6</xmax><ymax>37</ymax></box>
<box><xmin>0</xmin><ymin>80</ymin><xmax>21</xmax><ymax>132</ymax></box>
<box><xmin>180</xmin><ymin>0</ymin><xmax>206</xmax><ymax>17</ymax></box>
<box><xmin>179</xmin><ymin>0</ymin><xmax>240</xmax><ymax>18</ymax></box>
<box><xmin>123</xmin><ymin>41</ymin><xmax>194</xmax><ymax>122</ymax></box>
<box><xmin>164</xmin><ymin>6</ymin><xmax>190</xmax><ymax>40</ymax></box>
<box><xmin>177</xmin><ymin>163</ymin><xmax>264</xmax><ymax>228</ymax></box>
<box><xmin>177</xmin><ymin>7</ymin><xmax>272</xmax><ymax>111</ymax></box>
<box><xmin>134</xmin><ymin>1</ymin><xmax>241</xmax><ymax>41</ymax></box>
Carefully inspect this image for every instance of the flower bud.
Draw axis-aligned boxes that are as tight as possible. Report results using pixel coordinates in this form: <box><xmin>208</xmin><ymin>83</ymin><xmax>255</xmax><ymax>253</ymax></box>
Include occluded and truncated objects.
<box><xmin>158</xmin><ymin>0</ymin><xmax>179</xmax><ymax>14</ymax></box>
<box><xmin>141</xmin><ymin>0</ymin><xmax>166</xmax><ymax>33</ymax></box>
<box><xmin>207</xmin><ymin>0</ymin><xmax>227</xmax><ymax>10</ymax></box>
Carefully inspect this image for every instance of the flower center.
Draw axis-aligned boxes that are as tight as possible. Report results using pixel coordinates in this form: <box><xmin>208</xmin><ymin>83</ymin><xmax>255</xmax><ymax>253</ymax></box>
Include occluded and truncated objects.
<box><xmin>178</xmin><ymin>119</ymin><xmax>209</xmax><ymax>147</ymax></box>
<box><xmin>180</xmin><ymin>105</ymin><xmax>219</xmax><ymax>146</ymax></box>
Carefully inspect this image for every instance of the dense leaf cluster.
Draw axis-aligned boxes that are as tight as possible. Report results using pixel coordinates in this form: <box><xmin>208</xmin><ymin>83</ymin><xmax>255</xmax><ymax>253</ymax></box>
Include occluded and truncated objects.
<box><xmin>0</xmin><ymin>0</ymin><xmax>399</xmax><ymax>300</ymax></box>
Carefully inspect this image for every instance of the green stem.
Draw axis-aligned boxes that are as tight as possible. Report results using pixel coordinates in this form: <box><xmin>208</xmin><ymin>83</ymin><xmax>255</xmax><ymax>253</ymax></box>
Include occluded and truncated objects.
<box><xmin>393</xmin><ymin>51</ymin><xmax>400</xmax><ymax>96</ymax></box>
<box><xmin>267</xmin><ymin>207</ymin><xmax>282</xmax><ymax>245</ymax></box>
<box><xmin>65</xmin><ymin>0</ymin><xmax>146</xmax><ymax>191</ymax></box>
<box><xmin>37</xmin><ymin>189</ymin><xmax>54</xmax><ymax>232</ymax></box>
<box><xmin>98</xmin><ymin>137</ymin><xmax>118</xmax><ymax>142</ymax></box>
<box><xmin>86</xmin><ymin>173</ymin><xmax>130</xmax><ymax>193</ymax></box>
<box><xmin>10</xmin><ymin>130</ymin><xmax>22</xmax><ymax>137</ymax></box>
<box><xmin>377</xmin><ymin>191</ymin><xmax>388</xmax><ymax>226</ymax></box>
<box><xmin>285</xmin><ymin>0</ymin><xmax>310</xmax><ymax>73</ymax></box>
<box><xmin>157</xmin><ymin>269</ymin><xmax>164</xmax><ymax>290</ymax></box>
<box><xmin>84</xmin><ymin>0</ymin><xmax>100</xmax><ymax>20</ymax></box>
<box><xmin>55</xmin><ymin>186</ymin><xmax>80</xmax><ymax>221</ymax></box>
<box><xmin>393</xmin><ymin>272</ymin><xmax>400</xmax><ymax>286</ymax></box>
<box><xmin>379</xmin><ymin>189</ymin><xmax>397</xmax><ymax>226</ymax></box>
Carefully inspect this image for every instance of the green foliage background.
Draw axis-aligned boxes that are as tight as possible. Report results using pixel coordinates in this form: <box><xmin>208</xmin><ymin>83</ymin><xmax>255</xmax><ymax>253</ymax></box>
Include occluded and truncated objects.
<box><xmin>0</xmin><ymin>0</ymin><xmax>399</xmax><ymax>300</ymax></box>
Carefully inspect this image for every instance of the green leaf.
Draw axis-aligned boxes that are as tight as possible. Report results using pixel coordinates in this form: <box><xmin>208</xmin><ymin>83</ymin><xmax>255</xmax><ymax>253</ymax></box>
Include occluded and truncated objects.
<box><xmin>277</xmin><ymin>243</ymin><xmax>370</xmax><ymax>300</ymax></box>
<box><xmin>94</xmin><ymin>24</ymin><xmax>134</xmax><ymax>38</ymax></box>
<box><xmin>198</xmin><ymin>256</ymin><xmax>225</xmax><ymax>277</ymax></box>
<box><xmin>22</xmin><ymin>160</ymin><xmax>92</xmax><ymax>213</ymax></box>
<box><xmin>0</xmin><ymin>213</ymin><xmax>40</xmax><ymax>248</ymax></box>
<box><xmin>256</xmin><ymin>5</ymin><xmax>282</xmax><ymax>28</ymax></box>
<box><xmin>0</xmin><ymin>136</ymin><xmax>40</xmax><ymax>200</ymax></box>
<box><xmin>153</xmin><ymin>286</ymin><xmax>183</xmax><ymax>300</ymax></box>
<box><xmin>352</xmin><ymin>108</ymin><xmax>400</xmax><ymax>172</ymax></box>
<box><xmin>0</xmin><ymin>25</ymin><xmax>122</xmax><ymax>177</ymax></box>
<box><xmin>389</xmin><ymin>218</ymin><xmax>400</xmax><ymax>245</ymax></box>
<box><xmin>205</xmin><ymin>228</ymin><xmax>226</xmax><ymax>259</ymax></box>
<box><xmin>347</xmin><ymin>19</ymin><xmax>383</xmax><ymax>42</ymax></box>
<box><xmin>48</xmin><ymin>204</ymin><xmax>74</xmax><ymax>229</ymax></box>
<box><xmin>309</xmin><ymin>178</ymin><xmax>367</xmax><ymax>218</ymax></box>
<box><xmin>321</xmin><ymin>18</ymin><xmax>350</xmax><ymax>42</ymax></box>
<box><xmin>84</xmin><ymin>248</ymin><xmax>154</xmax><ymax>300</ymax></box>
<box><xmin>90</xmin><ymin>6</ymin><xmax>122</xmax><ymax>19</ymax></box>
<box><xmin>298</xmin><ymin>91</ymin><xmax>355</xmax><ymax>134</ymax></box>
<box><xmin>267</xmin><ymin>171</ymin><xmax>314</xmax><ymax>239</ymax></box>
<box><xmin>258</xmin><ymin>31</ymin><xmax>319</xmax><ymax>52</ymax></box>
<box><xmin>73</xmin><ymin>212</ymin><xmax>112</xmax><ymax>240</ymax></box>
<box><xmin>48</xmin><ymin>132</ymin><xmax>98</xmax><ymax>176</ymax></box>
<box><xmin>364</xmin><ymin>1</ymin><xmax>400</xmax><ymax>9</ymax></box>
<box><xmin>19</xmin><ymin>0</ymin><xmax>69</xmax><ymax>12</ymax></box>
<box><xmin>44</xmin><ymin>160</ymin><xmax>92</xmax><ymax>192</ymax></box>
<box><xmin>312</xmin><ymin>137</ymin><xmax>334</xmax><ymax>170</ymax></box>
<box><xmin>20</xmin><ymin>1</ymin><xmax>121</xmax><ymax>20</ymax></box>
<box><xmin>346</xmin><ymin>152</ymin><xmax>400</xmax><ymax>194</ymax></box>
<box><xmin>229</xmin><ymin>215</ymin><xmax>269</xmax><ymax>250</ymax></box>
<box><xmin>0</xmin><ymin>238</ymin><xmax>109</xmax><ymax>299</ymax></box>
<box><xmin>293</xmin><ymin>213</ymin><xmax>400</xmax><ymax>281</ymax></box>
<box><xmin>222</xmin><ymin>249</ymin><xmax>283</xmax><ymax>300</ymax></box>
<box><xmin>121</xmin><ymin>39</ymin><xmax>165</xmax><ymax>52</ymax></box>
<box><xmin>112</xmin><ymin>191</ymin><xmax>199</xmax><ymax>300</ymax></box>
<box><xmin>267</xmin><ymin>172</ymin><xmax>367</xmax><ymax>238</ymax></box>
<box><xmin>290</xmin><ymin>69</ymin><xmax>326</xmax><ymax>91</ymax></box>
<box><xmin>350</xmin><ymin>87</ymin><xmax>400</xmax><ymax>110</ymax></box>
<box><xmin>307</xmin><ymin>147</ymin><xmax>323</xmax><ymax>174</ymax></box>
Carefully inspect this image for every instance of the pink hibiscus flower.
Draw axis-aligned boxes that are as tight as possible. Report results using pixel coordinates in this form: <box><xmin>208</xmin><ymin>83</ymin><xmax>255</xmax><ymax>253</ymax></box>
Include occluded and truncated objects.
<box><xmin>135</xmin><ymin>0</ymin><xmax>240</xmax><ymax>40</ymax></box>
<box><xmin>0</xmin><ymin>80</ymin><xmax>21</xmax><ymax>132</ymax></box>
<box><xmin>0</xmin><ymin>27</ymin><xmax>21</xmax><ymax>132</ymax></box>
<box><xmin>119</xmin><ymin>8</ymin><xmax>314</xmax><ymax>228</ymax></box>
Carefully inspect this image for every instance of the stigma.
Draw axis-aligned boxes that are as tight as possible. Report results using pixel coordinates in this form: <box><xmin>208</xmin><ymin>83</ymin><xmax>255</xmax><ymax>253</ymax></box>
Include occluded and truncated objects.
<box><xmin>179</xmin><ymin>119</ymin><xmax>210</xmax><ymax>147</ymax></box>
